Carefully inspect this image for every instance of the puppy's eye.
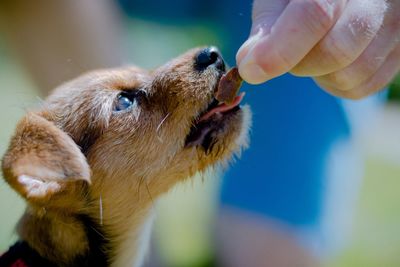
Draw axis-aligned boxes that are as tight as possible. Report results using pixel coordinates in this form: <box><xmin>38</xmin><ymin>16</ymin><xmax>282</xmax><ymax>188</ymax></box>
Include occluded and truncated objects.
<box><xmin>115</xmin><ymin>92</ymin><xmax>137</xmax><ymax>111</ymax></box>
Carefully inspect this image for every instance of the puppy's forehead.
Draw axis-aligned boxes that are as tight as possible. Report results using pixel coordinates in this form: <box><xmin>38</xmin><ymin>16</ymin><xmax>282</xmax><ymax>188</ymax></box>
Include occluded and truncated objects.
<box><xmin>53</xmin><ymin>66</ymin><xmax>150</xmax><ymax>95</ymax></box>
<box><xmin>87</xmin><ymin>66</ymin><xmax>150</xmax><ymax>90</ymax></box>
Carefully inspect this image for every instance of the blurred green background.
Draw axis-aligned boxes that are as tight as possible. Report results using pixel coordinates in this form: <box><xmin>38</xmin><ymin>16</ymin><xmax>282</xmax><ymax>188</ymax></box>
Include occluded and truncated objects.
<box><xmin>1</xmin><ymin>16</ymin><xmax>400</xmax><ymax>267</ymax></box>
<box><xmin>389</xmin><ymin>75</ymin><xmax>400</xmax><ymax>101</ymax></box>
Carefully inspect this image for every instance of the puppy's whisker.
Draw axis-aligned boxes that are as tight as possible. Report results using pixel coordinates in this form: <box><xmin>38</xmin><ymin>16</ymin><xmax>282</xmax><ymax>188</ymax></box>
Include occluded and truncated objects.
<box><xmin>145</xmin><ymin>182</ymin><xmax>155</xmax><ymax>208</ymax></box>
<box><xmin>156</xmin><ymin>112</ymin><xmax>170</xmax><ymax>133</ymax></box>
<box><xmin>35</xmin><ymin>96</ymin><xmax>47</xmax><ymax>110</ymax></box>
<box><xmin>190</xmin><ymin>121</ymin><xmax>198</xmax><ymax>130</ymax></box>
<box><xmin>156</xmin><ymin>112</ymin><xmax>170</xmax><ymax>142</ymax></box>
<box><xmin>133</xmin><ymin>108</ymin><xmax>141</xmax><ymax>122</ymax></box>
<box><xmin>99</xmin><ymin>195</ymin><xmax>103</xmax><ymax>226</ymax></box>
<box><xmin>90</xmin><ymin>225</ymin><xmax>106</xmax><ymax>240</ymax></box>
<box><xmin>137</xmin><ymin>176</ymin><xmax>145</xmax><ymax>199</ymax></box>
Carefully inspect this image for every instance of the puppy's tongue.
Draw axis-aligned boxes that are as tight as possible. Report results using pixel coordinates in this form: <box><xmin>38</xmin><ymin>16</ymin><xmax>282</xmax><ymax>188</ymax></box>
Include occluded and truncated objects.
<box><xmin>199</xmin><ymin>93</ymin><xmax>244</xmax><ymax>122</ymax></box>
<box><xmin>198</xmin><ymin>67</ymin><xmax>244</xmax><ymax>122</ymax></box>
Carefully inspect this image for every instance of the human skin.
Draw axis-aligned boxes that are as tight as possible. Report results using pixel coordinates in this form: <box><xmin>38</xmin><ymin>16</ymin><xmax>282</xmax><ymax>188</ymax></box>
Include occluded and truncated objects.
<box><xmin>237</xmin><ymin>0</ymin><xmax>400</xmax><ymax>99</ymax></box>
<box><xmin>216</xmin><ymin>208</ymin><xmax>319</xmax><ymax>267</ymax></box>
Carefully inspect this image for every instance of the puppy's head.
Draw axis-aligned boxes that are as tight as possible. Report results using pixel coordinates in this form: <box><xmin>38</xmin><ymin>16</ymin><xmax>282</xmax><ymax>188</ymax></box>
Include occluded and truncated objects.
<box><xmin>1</xmin><ymin>47</ymin><xmax>251</xmax><ymax>265</ymax></box>
<box><xmin>2</xmin><ymin>47</ymin><xmax>251</xmax><ymax>210</ymax></box>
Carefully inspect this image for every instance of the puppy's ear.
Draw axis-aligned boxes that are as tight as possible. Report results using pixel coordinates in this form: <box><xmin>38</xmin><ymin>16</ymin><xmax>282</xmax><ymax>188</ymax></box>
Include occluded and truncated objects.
<box><xmin>2</xmin><ymin>113</ymin><xmax>91</xmax><ymax>211</ymax></box>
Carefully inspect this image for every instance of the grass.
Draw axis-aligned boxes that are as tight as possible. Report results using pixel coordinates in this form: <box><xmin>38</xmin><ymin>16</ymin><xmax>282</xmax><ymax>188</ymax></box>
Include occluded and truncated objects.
<box><xmin>388</xmin><ymin>75</ymin><xmax>400</xmax><ymax>102</ymax></box>
<box><xmin>327</xmin><ymin>158</ymin><xmax>400</xmax><ymax>267</ymax></box>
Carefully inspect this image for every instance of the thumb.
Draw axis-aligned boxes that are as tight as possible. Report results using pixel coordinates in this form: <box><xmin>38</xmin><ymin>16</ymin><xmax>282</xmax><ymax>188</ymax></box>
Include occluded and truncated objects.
<box><xmin>236</xmin><ymin>0</ymin><xmax>287</xmax><ymax>84</ymax></box>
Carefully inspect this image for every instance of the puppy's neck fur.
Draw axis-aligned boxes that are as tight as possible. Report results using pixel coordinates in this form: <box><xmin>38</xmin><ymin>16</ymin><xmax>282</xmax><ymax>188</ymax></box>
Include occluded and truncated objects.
<box><xmin>16</xmin><ymin>148</ymin><xmax>202</xmax><ymax>267</ymax></box>
<box><xmin>17</xmin><ymin>171</ymin><xmax>158</xmax><ymax>267</ymax></box>
<box><xmin>84</xmin><ymin>151</ymin><xmax>203</xmax><ymax>266</ymax></box>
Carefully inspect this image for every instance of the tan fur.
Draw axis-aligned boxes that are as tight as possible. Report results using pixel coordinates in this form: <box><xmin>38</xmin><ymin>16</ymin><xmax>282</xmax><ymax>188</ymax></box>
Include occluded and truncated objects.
<box><xmin>1</xmin><ymin>48</ymin><xmax>251</xmax><ymax>267</ymax></box>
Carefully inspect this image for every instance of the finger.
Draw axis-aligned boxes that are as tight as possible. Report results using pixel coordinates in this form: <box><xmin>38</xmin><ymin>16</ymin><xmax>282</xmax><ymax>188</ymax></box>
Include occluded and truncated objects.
<box><xmin>236</xmin><ymin>0</ymin><xmax>289</xmax><ymax>65</ymax></box>
<box><xmin>291</xmin><ymin>0</ymin><xmax>388</xmax><ymax>77</ymax></box>
<box><xmin>315</xmin><ymin>2</ymin><xmax>400</xmax><ymax>91</ymax></box>
<box><xmin>237</xmin><ymin>0</ymin><xmax>347</xmax><ymax>84</ymax></box>
<box><xmin>315</xmin><ymin>44</ymin><xmax>400</xmax><ymax>99</ymax></box>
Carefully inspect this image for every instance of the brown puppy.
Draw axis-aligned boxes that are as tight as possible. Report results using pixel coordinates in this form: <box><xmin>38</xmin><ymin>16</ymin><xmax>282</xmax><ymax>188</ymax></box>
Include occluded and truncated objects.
<box><xmin>1</xmin><ymin>47</ymin><xmax>251</xmax><ymax>267</ymax></box>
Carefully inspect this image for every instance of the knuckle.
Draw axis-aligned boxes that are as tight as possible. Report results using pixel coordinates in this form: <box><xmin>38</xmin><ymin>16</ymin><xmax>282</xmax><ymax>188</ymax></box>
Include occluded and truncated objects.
<box><xmin>302</xmin><ymin>0</ymin><xmax>338</xmax><ymax>32</ymax></box>
<box><xmin>335</xmin><ymin>87</ymin><xmax>366</xmax><ymax>100</ymax></box>
<box><xmin>316</xmin><ymin>76</ymin><xmax>370</xmax><ymax>100</ymax></box>
<box><xmin>348</xmin><ymin>1</ymin><xmax>387</xmax><ymax>38</ymax></box>
<box><xmin>256</xmin><ymin>49</ymin><xmax>294</xmax><ymax>77</ymax></box>
<box><xmin>274</xmin><ymin>49</ymin><xmax>296</xmax><ymax>73</ymax></box>
<box><xmin>321</xmin><ymin>73</ymin><xmax>353</xmax><ymax>91</ymax></box>
<box><xmin>289</xmin><ymin>66</ymin><xmax>307</xmax><ymax>77</ymax></box>
<box><xmin>342</xmin><ymin>69</ymin><xmax>393</xmax><ymax>100</ymax></box>
<box><xmin>362</xmin><ymin>57</ymin><xmax>384</xmax><ymax>75</ymax></box>
<box><xmin>324</xmin><ymin>58</ymin><xmax>381</xmax><ymax>90</ymax></box>
<box><xmin>314</xmin><ymin>77</ymin><xmax>337</xmax><ymax>92</ymax></box>
<box><xmin>346</xmin><ymin>90</ymin><xmax>367</xmax><ymax>100</ymax></box>
<box><xmin>324</xmin><ymin>36</ymin><xmax>356</xmax><ymax>69</ymax></box>
<box><xmin>349</xmin><ymin>15</ymin><xmax>381</xmax><ymax>39</ymax></box>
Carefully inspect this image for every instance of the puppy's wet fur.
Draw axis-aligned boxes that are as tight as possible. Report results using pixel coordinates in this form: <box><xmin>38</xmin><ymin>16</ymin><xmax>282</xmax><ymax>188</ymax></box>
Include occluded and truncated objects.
<box><xmin>1</xmin><ymin>47</ymin><xmax>251</xmax><ymax>267</ymax></box>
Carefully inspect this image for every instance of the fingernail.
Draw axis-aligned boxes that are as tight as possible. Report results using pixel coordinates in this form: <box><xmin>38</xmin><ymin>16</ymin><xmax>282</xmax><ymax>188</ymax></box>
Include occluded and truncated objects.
<box><xmin>239</xmin><ymin>52</ymin><xmax>269</xmax><ymax>85</ymax></box>
<box><xmin>236</xmin><ymin>29</ymin><xmax>264</xmax><ymax>65</ymax></box>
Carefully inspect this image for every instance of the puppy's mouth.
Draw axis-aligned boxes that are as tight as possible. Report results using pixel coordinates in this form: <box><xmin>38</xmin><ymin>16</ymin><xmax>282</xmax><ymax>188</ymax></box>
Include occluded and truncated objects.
<box><xmin>184</xmin><ymin>71</ymin><xmax>244</xmax><ymax>152</ymax></box>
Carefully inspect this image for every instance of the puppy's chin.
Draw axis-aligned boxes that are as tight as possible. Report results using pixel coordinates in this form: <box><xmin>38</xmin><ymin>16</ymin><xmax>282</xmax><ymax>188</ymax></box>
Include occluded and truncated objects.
<box><xmin>185</xmin><ymin>104</ymin><xmax>251</xmax><ymax>163</ymax></box>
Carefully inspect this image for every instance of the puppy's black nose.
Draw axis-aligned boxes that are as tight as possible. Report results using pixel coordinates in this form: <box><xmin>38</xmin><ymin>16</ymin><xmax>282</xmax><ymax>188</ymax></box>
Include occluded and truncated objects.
<box><xmin>195</xmin><ymin>47</ymin><xmax>225</xmax><ymax>71</ymax></box>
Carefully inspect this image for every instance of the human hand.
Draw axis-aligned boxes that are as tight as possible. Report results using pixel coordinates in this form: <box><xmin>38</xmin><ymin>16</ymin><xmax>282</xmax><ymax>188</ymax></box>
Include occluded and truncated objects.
<box><xmin>237</xmin><ymin>0</ymin><xmax>400</xmax><ymax>99</ymax></box>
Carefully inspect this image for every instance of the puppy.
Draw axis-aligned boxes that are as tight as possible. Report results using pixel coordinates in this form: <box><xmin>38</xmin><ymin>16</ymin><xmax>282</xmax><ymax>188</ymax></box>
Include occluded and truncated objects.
<box><xmin>0</xmin><ymin>47</ymin><xmax>251</xmax><ymax>267</ymax></box>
